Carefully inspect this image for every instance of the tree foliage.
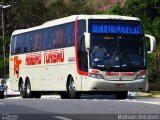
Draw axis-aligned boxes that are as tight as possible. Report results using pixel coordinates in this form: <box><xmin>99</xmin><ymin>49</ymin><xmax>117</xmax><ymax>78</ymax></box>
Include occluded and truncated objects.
<box><xmin>104</xmin><ymin>0</ymin><xmax>160</xmax><ymax>45</ymax></box>
<box><xmin>0</xmin><ymin>0</ymin><xmax>95</xmax><ymax>77</ymax></box>
<box><xmin>1</xmin><ymin>0</ymin><xmax>95</xmax><ymax>35</ymax></box>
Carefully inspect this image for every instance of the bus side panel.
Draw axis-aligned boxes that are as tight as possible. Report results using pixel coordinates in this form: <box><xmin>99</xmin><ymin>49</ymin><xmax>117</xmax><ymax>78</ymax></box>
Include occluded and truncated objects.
<box><xmin>49</xmin><ymin>47</ymin><xmax>82</xmax><ymax>91</ymax></box>
<box><xmin>9</xmin><ymin>55</ymin><xmax>23</xmax><ymax>91</ymax></box>
<box><xmin>14</xmin><ymin>47</ymin><xmax>82</xmax><ymax>92</ymax></box>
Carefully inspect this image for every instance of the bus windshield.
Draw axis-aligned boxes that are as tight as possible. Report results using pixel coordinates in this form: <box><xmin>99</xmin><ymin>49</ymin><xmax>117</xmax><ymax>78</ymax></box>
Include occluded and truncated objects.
<box><xmin>89</xmin><ymin>19</ymin><xmax>146</xmax><ymax>72</ymax></box>
<box><xmin>90</xmin><ymin>35</ymin><xmax>146</xmax><ymax>72</ymax></box>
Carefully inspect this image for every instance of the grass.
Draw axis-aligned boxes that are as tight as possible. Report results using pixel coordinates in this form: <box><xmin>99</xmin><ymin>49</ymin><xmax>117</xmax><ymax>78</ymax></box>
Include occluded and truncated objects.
<box><xmin>150</xmin><ymin>91</ymin><xmax>160</xmax><ymax>98</ymax></box>
<box><xmin>137</xmin><ymin>91</ymin><xmax>160</xmax><ymax>98</ymax></box>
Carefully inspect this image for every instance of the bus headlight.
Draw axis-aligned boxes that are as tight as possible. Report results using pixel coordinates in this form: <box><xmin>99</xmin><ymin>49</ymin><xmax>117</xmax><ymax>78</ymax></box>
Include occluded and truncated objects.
<box><xmin>136</xmin><ymin>70</ymin><xmax>147</xmax><ymax>79</ymax></box>
<box><xmin>89</xmin><ymin>73</ymin><xmax>104</xmax><ymax>79</ymax></box>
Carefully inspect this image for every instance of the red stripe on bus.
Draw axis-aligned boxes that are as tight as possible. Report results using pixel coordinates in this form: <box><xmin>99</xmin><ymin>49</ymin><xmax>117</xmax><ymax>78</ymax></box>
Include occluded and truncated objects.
<box><xmin>74</xmin><ymin>16</ymin><xmax>88</xmax><ymax>76</ymax></box>
<box><xmin>120</xmin><ymin>72</ymin><xmax>135</xmax><ymax>76</ymax></box>
<box><xmin>105</xmin><ymin>72</ymin><xmax>136</xmax><ymax>76</ymax></box>
<box><xmin>105</xmin><ymin>72</ymin><xmax>119</xmax><ymax>76</ymax></box>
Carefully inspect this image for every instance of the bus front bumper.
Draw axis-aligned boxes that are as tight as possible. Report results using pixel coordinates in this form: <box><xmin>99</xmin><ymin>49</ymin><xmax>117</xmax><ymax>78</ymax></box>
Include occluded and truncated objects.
<box><xmin>83</xmin><ymin>78</ymin><xmax>146</xmax><ymax>92</ymax></box>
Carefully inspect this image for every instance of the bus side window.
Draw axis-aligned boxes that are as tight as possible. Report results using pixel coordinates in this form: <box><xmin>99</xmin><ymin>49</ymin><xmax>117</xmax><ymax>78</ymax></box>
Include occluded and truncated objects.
<box><xmin>11</xmin><ymin>36</ymin><xmax>15</xmax><ymax>55</ymax></box>
<box><xmin>23</xmin><ymin>33</ymin><xmax>28</xmax><ymax>53</ymax></box>
<box><xmin>77</xmin><ymin>20</ymin><xmax>88</xmax><ymax>72</ymax></box>
<box><xmin>64</xmin><ymin>22</ymin><xmax>74</xmax><ymax>47</ymax></box>
<box><xmin>25</xmin><ymin>32</ymin><xmax>33</xmax><ymax>52</ymax></box>
<box><xmin>42</xmin><ymin>29</ymin><xmax>49</xmax><ymax>50</ymax></box>
<box><xmin>15</xmin><ymin>34</ymin><xmax>24</xmax><ymax>54</ymax></box>
<box><xmin>51</xmin><ymin>29</ymin><xmax>56</xmax><ymax>49</ymax></box>
<box><xmin>43</xmin><ymin>28</ymin><xmax>52</xmax><ymax>50</ymax></box>
<box><xmin>33</xmin><ymin>31</ymin><xmax>42</xmax><ymax>51</ymax></box>
<box><xmin>11</xmin><ymin>36</ymin><xmax>17</xmax><ymax>55</ymax></box>
<box><xmin>55</xmin><ymin>29</ymin><xmax>64</xmax><ymax>49</ymax></box>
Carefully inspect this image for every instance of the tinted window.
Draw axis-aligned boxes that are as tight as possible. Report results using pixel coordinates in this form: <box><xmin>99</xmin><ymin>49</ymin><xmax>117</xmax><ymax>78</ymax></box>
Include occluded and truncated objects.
<box><xmin>11</xmin><ymin>22</ymin><xmax>74</xmax><ymax>55</ymax></box>
<box><xmin>43</xmin><ymin>27</ymin><xmax>54</xmax><ymax>50</ymax></box>
<box><xmin>24</xmin><ymin>32</ymin><xmax>33</xmax><ymax>52</ymax></box>
<box><xmin>11</xmin><ymin>36</ymin><xmax>16</xmax><ymax>55</ymax></box>
<box><xmin>15</xmin><ymin>34</ymin><xmax>25</xmax><ymax>54</ymax></box>
<box><xmin>33</xmin><ymin>30</ymin><xmax>43</xmax><ymax>51</ymax></box>
<box><xmin>64</xmin><ymin>22</ymin><xmax>74</xmax><ymax>47</ymax></box>
<box><xmin>77</xmin><ymin>20</ymin><xmax>88</xmax><ymax>72</ymax></box>
<box><xmin>89</xmin><ymin>35</ymin><xmax>146</xmax><ymax>71</ymax></box>
<box><xmin>54</xmin><ymin>26</ymin><xmax>64</xmax><ymax>48</ymax></box>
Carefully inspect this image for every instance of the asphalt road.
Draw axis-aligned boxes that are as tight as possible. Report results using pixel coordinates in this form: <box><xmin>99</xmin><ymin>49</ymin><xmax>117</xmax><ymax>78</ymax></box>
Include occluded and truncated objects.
<box><xmin>0</xmin><ymin>95</ymin><xmax>160</xmax><ymax>120</ymax></box>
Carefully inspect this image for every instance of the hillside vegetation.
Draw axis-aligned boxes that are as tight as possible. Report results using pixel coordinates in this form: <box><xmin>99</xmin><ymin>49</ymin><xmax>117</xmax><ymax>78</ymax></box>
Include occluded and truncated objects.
<box><xmin>44</xmin><ymin>0</ymin><xmax>126</xmax><ymax>10</ymax></box>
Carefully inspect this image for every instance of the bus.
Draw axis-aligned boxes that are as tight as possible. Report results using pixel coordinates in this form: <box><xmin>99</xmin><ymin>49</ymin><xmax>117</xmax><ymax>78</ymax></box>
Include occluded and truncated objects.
<box><xmin>9</xmin><ymin>15</ymin><xmax>156</xmax><ymax>99</ymax></box>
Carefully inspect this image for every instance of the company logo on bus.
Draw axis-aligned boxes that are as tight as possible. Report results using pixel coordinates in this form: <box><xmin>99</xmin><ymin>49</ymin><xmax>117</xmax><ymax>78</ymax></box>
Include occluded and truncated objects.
<box><xmin>44</xmin><ymin>49</ymin><xmax>64</xmax><ymax>64</ymax></box>
<box><xmin>68</xmin><ymin>57</ymin><xmax>75</xmax><ymax>62</ymax></box>
<box><xmin>14</xmin><ymin>56</ymin><xmax>22</xmax><ymax>78</ymax></box>
<box><xmin>26</xmin><ymin>52</ymin><xmax>42</xmax><ymax>66</ymax></box>
<box><xmin>105</xmin><ymin>72</ymin><xmax>135</xmax><ymax>76</ymax></box>
<box><xmin>25</xmin><ymin>49</ymin><xmax>64</xmax><ymax>66</ymax></box>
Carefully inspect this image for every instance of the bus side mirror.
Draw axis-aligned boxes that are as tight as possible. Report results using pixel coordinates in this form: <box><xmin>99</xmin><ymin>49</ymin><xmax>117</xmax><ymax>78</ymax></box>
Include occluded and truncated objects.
<box><xmin>84</xmin><ymin>32</ymin><xmax>90</xmax><ymax>49</ymax></box>
<box><xmin>145</xmin><ymin>34</ymin><xmax>156</xmax><ymax>53</ymax></box>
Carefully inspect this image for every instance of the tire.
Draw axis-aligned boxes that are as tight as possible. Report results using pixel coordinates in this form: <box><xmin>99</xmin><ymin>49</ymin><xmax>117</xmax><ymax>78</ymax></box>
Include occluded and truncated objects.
<box><xmin>115</xmin><ymin>91</ymin><xmax>128</xmax><ymax>99</ymax></box>
<box><xmin>60</xmin><ymin>92</ymin><xmax>69</xmax><ymax>99</ymax></box>
<box><xmin>67</xmin><ymin>76</ymin><xmax>81</xmax><ymax>99</ymax></box>
<box><xmin>20</xmin><ymin>82</ymin><xmax>26</xmax><ymax>98</ymax></box>
<box><xmin>20</xmin><ymin>81</ymin><xmax>32</xmax><ymax>98</ymax></box>
<box><xmin>25</xmin><ymin>81</ymin><xmax>32</xmax><ymax>98</ymax></box>
<box><xmin>0</xmin><ymin>92</ymin><xmax>4</xmax><ymax>99</ymax></box>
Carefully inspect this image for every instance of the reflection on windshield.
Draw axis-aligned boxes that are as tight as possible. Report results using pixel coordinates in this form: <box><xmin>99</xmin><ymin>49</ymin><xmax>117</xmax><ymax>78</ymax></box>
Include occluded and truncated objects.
<box><xmin>90</xmin><ymin>35</ymin><xmax>146</xmax><ymax>71</ymax></box>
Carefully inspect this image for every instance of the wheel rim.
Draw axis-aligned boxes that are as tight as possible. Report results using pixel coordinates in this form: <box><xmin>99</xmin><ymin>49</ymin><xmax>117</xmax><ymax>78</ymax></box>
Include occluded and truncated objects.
<box><xmin>26</xmin><ymin>83</ymin><xmax>31</xmax><ymax>95</ymax></box>
<box><xmin>67</xmin><ymin>77</ymin><xmax>81</xmax><ymax>99</ymax></box>
<box><xmin>69</xmin><ymin>78</ymin><xmax>75</xmax><ymax>93</ymax></box>
<box><xmin>20</xmin><ymin>83</ymin><xmax>25</xmax><ymax>93</ymax></box>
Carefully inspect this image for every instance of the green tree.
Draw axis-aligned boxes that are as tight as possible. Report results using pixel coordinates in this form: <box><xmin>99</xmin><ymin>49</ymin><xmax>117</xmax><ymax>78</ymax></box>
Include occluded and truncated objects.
<box><xmin>104</xmin><ymin>2</ymin><xmax>123</xmax><ymax>15</ymax></box>
<box><xmin>9</xmin><ymin>0</ymin><xmax>47</xmax><ymax>29</ymax></box>
<box><xmin>152</xmin><ymin>17</ymin><xmax>160</xmax><ymax>45</ymax></box>
<box><xmin>103</xmin><ymin>0</ymin><xmax>160</xmax><ymax>44</ymax></box>
<box><xmin>123</xmin><ymin>0</ymin><xmax>160</xmax><ymax>41</ymax></box>
<box><xmin>70</xmin><ymin>0</ymin><xmax>95</xmax><ymax>14</ymax></box>
<box><xmin>46</xmin><ymin>0</ymin><xmax>95</xmax><ymax>20</ymax></box>
<box><xmin>0</xmin><ymin>0</ymin><xmax>96</xmax><ymax>78</ymax></box>
<box><xmin>46</xmin><ymin>0</ymin><xmax>67</xmax><ymax>20</ymax></box>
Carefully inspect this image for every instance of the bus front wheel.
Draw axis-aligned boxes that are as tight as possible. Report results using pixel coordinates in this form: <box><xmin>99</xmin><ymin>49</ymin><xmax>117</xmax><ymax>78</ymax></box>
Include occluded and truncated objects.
<box><xmin>67</xmin><ymin>76</ymin><xmax>81</xmax><ymax>99</ymax></box>
<box><xmin>0</xmin><ymin>92</ymin><xmax>4</xmax><ymax>99</ymax></box>
<box><xmin>115</xmin><ymin>91</ymin><xmax>128</xmax><ymax>99</ymax></box>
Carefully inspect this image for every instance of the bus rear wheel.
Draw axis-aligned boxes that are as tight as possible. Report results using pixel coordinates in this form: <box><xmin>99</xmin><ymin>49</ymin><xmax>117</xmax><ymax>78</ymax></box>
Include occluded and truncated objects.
<box><xmin>20</xmin><ymin>82</ymin><xmax>26</xmax><ymax>98</ymax></box>
<box><xmin>115</xmin><ymin>91</ymin><xmax>128</xmax><ymax>99</ymax></box>
<box><xmin>25</xmin><ymin>81</ymin><xmax>32</xmax><ymax>98</ymax></box>
<box><xmin>67</xmin><ymin>76</ymin><xmax>81</xmax><ymax>99</ymax></box>
<box><xmin>20</xmin><ymin>81</ymin><xmax>32</xmax><ymax>98</ymax></box>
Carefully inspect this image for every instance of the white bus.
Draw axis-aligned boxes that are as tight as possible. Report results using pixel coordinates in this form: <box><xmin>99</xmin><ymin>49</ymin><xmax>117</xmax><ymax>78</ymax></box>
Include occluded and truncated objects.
<box><xmin>9</xmin><ymin>15</ymin><xmax>156</xmax><ymax>99</ymax></box>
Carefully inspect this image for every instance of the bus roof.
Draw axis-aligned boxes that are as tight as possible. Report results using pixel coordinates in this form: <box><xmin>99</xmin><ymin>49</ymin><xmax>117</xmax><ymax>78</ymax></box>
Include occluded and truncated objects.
<box><xmin>12</xmin><ymin>15</ymin><xmax>141</xmax><ymax>36</ymax></box>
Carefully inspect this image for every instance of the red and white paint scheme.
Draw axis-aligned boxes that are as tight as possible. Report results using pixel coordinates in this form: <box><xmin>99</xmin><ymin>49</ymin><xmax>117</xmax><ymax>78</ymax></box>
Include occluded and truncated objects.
<box><xmin>9</xmin><ymin>15</ymin><xmax>156</xmax><ymax>99</ymax></box>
